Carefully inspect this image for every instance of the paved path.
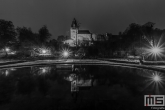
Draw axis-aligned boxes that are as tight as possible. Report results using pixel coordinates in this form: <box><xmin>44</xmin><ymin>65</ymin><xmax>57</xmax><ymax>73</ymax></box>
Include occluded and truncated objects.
<box><xmin>0</xmin><ymin>59</ymin><xmax>165</xmax><ymax>72</ymax></box>
<box><xmin>155</xmin><ymin>65</ymin><xmax>165</xmax><ymax>68</ymax></box>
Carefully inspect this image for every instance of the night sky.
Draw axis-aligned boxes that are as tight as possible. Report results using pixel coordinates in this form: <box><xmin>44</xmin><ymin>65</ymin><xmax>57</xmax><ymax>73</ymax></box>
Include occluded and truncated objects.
<box><xmin>0</xmin><ymin>0</ymin><xmax>165</xmax><ymax>39</ymax></box>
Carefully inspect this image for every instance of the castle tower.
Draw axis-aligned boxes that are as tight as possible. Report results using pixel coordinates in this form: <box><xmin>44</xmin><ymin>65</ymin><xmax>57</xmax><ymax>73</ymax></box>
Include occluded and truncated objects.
<box><xmin>70</xmin><ymin>18</ymin><xmax>78</xmax><ymax>45</ymax></box>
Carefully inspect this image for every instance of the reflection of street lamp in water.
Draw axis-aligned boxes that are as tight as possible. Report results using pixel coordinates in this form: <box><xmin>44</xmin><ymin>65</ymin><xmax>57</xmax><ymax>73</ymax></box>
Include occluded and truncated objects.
<box><xmin>152</xmin><ymin>74</ymin><xmax>162</xmax><ymax>82</ymax></box>
<box><xmin>150</xmin><ymin>72</ymin><xmax>164</xmax><ymax>95</ymax></box>
<box><xmin>141</xmin><ymin>71</ymin><xmax>165</xmax><ymax>95</ymax></box>
<box><xmin>5</xmin><ymin>47</ymin><xmax>10</xmax><ymax>52</ymax></box>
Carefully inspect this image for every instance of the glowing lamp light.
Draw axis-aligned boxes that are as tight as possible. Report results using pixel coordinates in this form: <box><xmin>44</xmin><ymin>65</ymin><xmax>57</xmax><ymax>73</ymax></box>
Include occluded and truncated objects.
<box><xmin>63</xmin><ymin>51</ymin><xmax>69</xmax><ymax>57</ymax></box>
<box><xmin>5</xmin><ymin>70</ymin><xmax>9</xmax><ymax>76</ymax></box>
<box><xmin>151</xmin><ymin>47</ymin><xmax>161</xmax><ymax>54</ymax></box>
<box><xmin>42</xmin><ymin>68</ymin><xmax>46</xmax><ymax>73</ymax></box>
<box><xmin>5</xmin><ymin>47</ymin><xmax>10</xmax><ymax>52</ymax></box>
<box><xmin>39</xmin><ymin>67</ymin><xmax>49</xmax><ymax>75</ymax></box>
<box><xmin>42</xmin><ymin>49</ymin><xmax>47</xmax><ymax>54</ymax></box>
<box><xmin>153</xmin><ymin>75</ymin><xmax>161</xmax><ymax>82</ymax></box>
<box><xmin>144</xmin><ymin>35</ymin><xmax>165</xmax><ymax>61</ymax></box>
<box><xmin>146</xmin><ymin>45</ymin><xmax>164</xmax><ymax>60</ymax></box>
<box><xmin>60</xmin><ymin>48</ymin><xmax>72</xmax><ymax>58</ymax></box>
<box><xmin>142</xmin><ymin>69</ymin><xmax>165</xmax><ymax>94</ymax></box>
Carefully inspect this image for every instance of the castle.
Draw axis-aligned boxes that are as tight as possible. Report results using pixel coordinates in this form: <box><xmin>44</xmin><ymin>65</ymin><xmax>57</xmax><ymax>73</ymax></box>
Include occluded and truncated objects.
<box><xmin>64</xmin><ymin>18</ymin><xmax>93</xmax><ymax>47</ymax></box>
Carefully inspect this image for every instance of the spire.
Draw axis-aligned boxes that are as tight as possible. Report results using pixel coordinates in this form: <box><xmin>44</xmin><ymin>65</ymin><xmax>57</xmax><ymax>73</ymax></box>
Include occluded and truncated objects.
<box><xmin>71</xmin><ymin>18</ymin><xmax>78</xmax><ymax>28</ymax></box>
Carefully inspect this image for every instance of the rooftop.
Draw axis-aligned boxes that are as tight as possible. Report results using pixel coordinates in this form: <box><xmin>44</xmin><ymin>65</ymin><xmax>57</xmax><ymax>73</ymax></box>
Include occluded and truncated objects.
<box><xmin>78</xmin><ymin>30</ymin><xmax>91</xmax><ymax>34</ymax></box>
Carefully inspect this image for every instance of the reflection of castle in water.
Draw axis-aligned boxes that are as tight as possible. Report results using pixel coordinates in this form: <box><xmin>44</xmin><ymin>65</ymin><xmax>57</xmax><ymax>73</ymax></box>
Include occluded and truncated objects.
<box><xmin>65</xmin><ymin>73</ymin><xmax>92</xmax><ymax>92</ymax></box>
<box><xmin>71</xmin><ymin>74</ymin><xmax>92</xmax><ymax>92</ymax></box>
<box><xmin>63</xmin><ymin>65</ymin><xmax>94</xmax><ymax>93</ymax></box>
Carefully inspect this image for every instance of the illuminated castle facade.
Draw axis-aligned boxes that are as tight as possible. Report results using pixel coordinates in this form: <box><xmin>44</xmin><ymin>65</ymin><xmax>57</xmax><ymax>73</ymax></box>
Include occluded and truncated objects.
<box><xmin>64</xmin><ymin>18</ymin><xmax>92</xmax><ymax>47</ymax></box>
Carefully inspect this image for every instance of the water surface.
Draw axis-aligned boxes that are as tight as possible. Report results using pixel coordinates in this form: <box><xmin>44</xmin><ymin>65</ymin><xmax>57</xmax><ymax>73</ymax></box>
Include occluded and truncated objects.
<box><xmin>0</xmin><ymin>64</ymin><xmax>164</xmax><ymax>110</ymax></box>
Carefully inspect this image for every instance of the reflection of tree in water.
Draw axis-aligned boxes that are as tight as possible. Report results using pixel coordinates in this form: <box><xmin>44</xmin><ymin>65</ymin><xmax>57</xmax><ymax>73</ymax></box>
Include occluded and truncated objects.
<box><xmin>11</xmin><ymin>67</ymin><xmax>35</xmax><ymax>95</ymax></box>
<box><xmin>17</xmin><ymin>76</ymin><xmax>36</xmax><ymax>95</ymax></box>
<box><xmin>0</xmin><ymin>73</ymin><xmax>15</xmax><ymax>104</ymax></box>
<box><xmin>68</xmin><ymin>65</ymin><xmax>148</xmax><ymax>110</ymax></box>
<box><xmin>37</xmin><ymin>76</ymin><xmax>50</xmax><ymax>96</ymax></box>
<box><xmin>79</xmin><ymin>65</ymin><xmax>150</xmax><ymax>97</ymax></box>
<box><xmin>0</xmin><ymin>65</ymin><xmax>163</xmax><ymax>110</ymax></box>
<box><xmin>30</xmin><ymin>66</ymin><xmax>66</xmax><ymax>96</ymax></box>
<box><xmin>0</xmin><ymin>68</ymin><xmax>22</xmax><ymax>104</ymax></box>
<box><xmin>74</xmin><ymin>65</ymin><xmax>91</xmax><ymax>80</ymax></box>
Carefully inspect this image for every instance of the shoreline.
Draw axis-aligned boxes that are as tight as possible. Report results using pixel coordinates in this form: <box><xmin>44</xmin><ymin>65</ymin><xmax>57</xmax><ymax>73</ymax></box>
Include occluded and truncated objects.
<box><xmin>0</xmin><ymin>59</ymin><xmax>165</xmax><ymax>72</ymax></box>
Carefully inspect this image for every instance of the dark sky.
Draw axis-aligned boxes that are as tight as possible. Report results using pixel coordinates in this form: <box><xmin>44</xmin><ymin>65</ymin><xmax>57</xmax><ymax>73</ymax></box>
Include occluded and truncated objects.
<box><xmin>0</xmin><ymin>0</ymin><xmax>165</xmax><ymax>39</ymax></box>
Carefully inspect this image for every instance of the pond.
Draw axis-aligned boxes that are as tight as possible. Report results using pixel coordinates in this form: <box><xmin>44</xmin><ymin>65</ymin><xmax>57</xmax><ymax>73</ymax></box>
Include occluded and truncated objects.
<box><xmin>0</xmin><ymin>64</ymin><xmax>164</xmax><ymax>110</ymax></box>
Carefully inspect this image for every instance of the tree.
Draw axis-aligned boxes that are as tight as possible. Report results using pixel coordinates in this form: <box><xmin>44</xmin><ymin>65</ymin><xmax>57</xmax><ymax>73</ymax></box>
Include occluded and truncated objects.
<box><xmin>16</xmin><ymin>27</ymin><xmax>39</xmax><ymax>56</ymax></box>
<box><xmin>16</xmin><ymin>27</ymin><xmax>36</xmax><ymax>42</ymax></box>
<box><xmin>49</xmin><ymin>39</ymin><xmax>59</xmax><ymax>50</ymax></box>
<box><xmin>0</xmin><ymin>20</ymin><xmax>16</xmax><ymax>45</ymax></box>
<box><xmin>141</xmin><ymin>22</ymin><xmax>155</xmax><ymax>46</ymax></box>
<box><xmin>0</xmin><ymin>19</ymin><xmax>16</xmax><ymax>56</ymax></box>
<box><xmin>38</xmin><ymin>25</ymin><xmax>51</xmax><ymax>43</ymax></box>
<box><xmin>57</xmin><ymin>35</ymin><xmax>66</xmax><ymax>42</ymax></box>
<box><xmin>122</xmin><ymin>23</ymin><xmax>142</xmax><ymax>55</ymax></box>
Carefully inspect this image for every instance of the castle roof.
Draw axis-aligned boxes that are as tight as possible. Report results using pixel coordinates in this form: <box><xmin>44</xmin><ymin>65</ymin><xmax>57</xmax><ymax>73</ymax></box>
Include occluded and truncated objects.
<box><xmin>71</xmin><ymin>18</ymin><xmax>78</xmax><ymax>28</ymax></box>
<box><xmin>78</xmin><ymin>30</ymin><xmax>91</xmax><ymax>34</ymax></box>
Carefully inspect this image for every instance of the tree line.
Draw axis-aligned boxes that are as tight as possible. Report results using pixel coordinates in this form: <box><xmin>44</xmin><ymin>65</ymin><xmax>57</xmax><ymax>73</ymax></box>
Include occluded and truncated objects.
<box><xmin>87</xmin><ymin>22</ymin><xmax>165</xmax><ymax>60</ymax></box>
<box><xmin>1</xmin><ymin>18</ymin><xmax>165</xmax><ymax>60</ymax></box>
<box><xmin>0</xmin><ymin>19</ymin><xmax>52</xmax><ymax>46</ymax></box>
<box><xmin>0</xmin><ymin>19</ymin><xmax>54</xmax><ymax>57</ymax></box>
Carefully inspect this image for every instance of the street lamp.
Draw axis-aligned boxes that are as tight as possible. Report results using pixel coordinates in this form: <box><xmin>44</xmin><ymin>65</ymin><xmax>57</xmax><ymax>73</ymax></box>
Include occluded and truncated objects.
<box><xmin>147</xmin><ymin>45</ymin><xmax>163</xmax><ymax>60</ymax></box>
<box><xmin>63</xmin><ymin>51</ymin><xmax>69</xmax><ymax>58</ymax></box>
<box><xmin>151</xmin><ymin>47</ymin><xmax>161</xmax><ymax>55</ymax></box>
<box><xmin>142</xmin><ymin>35</ymin><xmax>165</xmax><ymax>61</ymax></box>
<box><xmin>42</xmin><ymin>49</ymin><xmax>47</xmax><ymax>54</ymax></box>
<box><xmin>39</xmin><ymin>48</ymin><xmax>51</xmax><ymax>56</ymax></box>
<box><xmin>60</xmin><ymin>48</ymin><xmax>72</xmax><ymax>59</ymax></box>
